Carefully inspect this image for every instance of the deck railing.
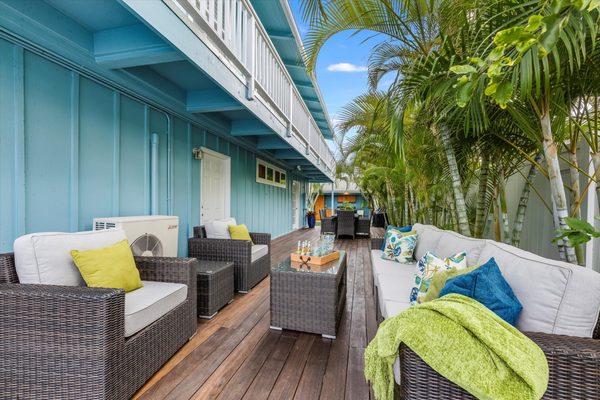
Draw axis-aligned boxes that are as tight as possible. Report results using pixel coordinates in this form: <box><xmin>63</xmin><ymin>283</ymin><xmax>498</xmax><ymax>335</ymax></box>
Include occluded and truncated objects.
<box><xmin>165</xmin><ymin>0</ymin><xmax>335</xmax><ymax>177</ymax></box>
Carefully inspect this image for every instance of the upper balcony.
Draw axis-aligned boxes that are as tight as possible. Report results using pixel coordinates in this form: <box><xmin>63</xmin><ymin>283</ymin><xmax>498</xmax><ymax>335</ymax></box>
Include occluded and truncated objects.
<box><xmin>120</xmin><ymin>0</ymin><xmax>336</xmax><ymax>181</ymax></box>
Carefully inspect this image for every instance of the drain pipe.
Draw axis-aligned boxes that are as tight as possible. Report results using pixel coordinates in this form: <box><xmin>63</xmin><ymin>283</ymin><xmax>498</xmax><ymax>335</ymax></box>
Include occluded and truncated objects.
<box><xmin>150</xmin><ymin>133</ymin><xmax>159</xmax><ymax>215</ymax></box>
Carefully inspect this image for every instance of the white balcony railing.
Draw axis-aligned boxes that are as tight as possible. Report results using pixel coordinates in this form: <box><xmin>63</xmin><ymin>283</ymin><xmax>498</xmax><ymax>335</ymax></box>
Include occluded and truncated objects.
<box><xmin>165</xmin><ymin>0</ymin><xmax>335</xmax><ymax>177</ymax></box>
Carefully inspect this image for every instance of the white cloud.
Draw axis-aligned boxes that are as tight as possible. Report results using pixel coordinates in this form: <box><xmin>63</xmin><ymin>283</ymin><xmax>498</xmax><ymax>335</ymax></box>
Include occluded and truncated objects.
<box><xmin>326</xmin><ymin>63</ymin><xmax>368</xmax><ymax>73</ymax></box>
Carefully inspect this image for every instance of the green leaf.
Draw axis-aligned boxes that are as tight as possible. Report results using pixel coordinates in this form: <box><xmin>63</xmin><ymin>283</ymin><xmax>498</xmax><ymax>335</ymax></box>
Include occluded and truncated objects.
<box><xmin>484</xmin><ymin>82</ymin><xmax>498</xmax><ymax>96</ymax></box>
<box><xmin>538</xmin><ymin>15</ymin><xmax>564</xmax><ymax>57</ymax></box>
<box><xmin>455</xmin><ymin>80</ymin><xmax>476</xmax><ymax>108</ymax></box>
<box><xmin>565</xmin><ymin>232</ymin><xmax>591</xmax><ymax>246</ymax></box>
<box><xmin>450</xmin><ymin>65</ymin><xmax>477</xmax><ymax>75</ymax></box>
<box><xmin>525</xmin><ymin>15</ymin><xmax>544</xmax><ymax>33</ymax></box>
<box><xmin>491</xmin><ymin>81</ymin><xmax>513</xmax><ymax>108</ymax></box>
<box><xmin>565</xmin><ymin>217</ymin><xmax>598</xmax><ymax>234</ymax></box>
<box><xmin>487</xmin><ymin>46</ymin><xmax>506</xmax><ymax>62</ymax></box>
<box><xmin>494</xmin><ymin>27</ymin><xmax>528</xmax><ymax>47</ymax></box>
<box><xmin>468</xmin><ymin>57</ymin><xmax>485</xmax><ymax>68</ymax></box>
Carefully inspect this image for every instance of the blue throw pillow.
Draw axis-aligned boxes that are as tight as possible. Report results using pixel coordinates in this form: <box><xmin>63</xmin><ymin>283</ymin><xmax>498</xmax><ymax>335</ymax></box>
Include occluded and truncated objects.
<box><xmin>380</xmin><ymin>225</ymin><xmax>413</xmax><ymax>251</ymax></box>
<box><xmin>439</xmin><ymin>257</ymin><xmax>522</xmax><ymax>325</ymax></box>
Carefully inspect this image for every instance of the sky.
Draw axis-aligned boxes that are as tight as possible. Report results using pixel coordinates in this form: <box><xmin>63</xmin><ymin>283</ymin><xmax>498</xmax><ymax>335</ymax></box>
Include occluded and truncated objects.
<box><xmin>288</xmin><ymin>1</ymin><xmax>390</xmax><ymax>135</ymax></box>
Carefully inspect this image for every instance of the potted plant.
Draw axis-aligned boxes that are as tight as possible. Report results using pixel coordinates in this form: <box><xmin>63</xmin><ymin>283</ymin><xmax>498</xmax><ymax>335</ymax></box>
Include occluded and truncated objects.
<box><xmin>306</xmin><ymin>210</ymin><xmax>316</xmax><ymax>228</ymax></box>
<box><xmin>305</xmin><ymin>183</ymin><xmax>321</xmax><ymax>229</ymax></box>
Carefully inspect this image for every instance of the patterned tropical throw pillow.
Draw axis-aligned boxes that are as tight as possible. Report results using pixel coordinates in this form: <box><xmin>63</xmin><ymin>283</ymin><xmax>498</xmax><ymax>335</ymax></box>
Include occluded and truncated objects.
<box><xmin>381</xmin><ymin>232</ymin><xmax>418</xmax><ymax>263</ymax></box>
<box><xmin>410</xmin><ymin>251</ymin><xmax>467</xmax><ymax>304</ymax></box>
<box><xmin>380</xmin><ymin>225</ymin><xmax>413</xmax><ymax>251</ymax></box>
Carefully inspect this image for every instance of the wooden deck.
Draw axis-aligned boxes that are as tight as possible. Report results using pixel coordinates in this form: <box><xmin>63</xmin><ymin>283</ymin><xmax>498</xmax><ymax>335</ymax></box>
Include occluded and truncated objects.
<box><xmin>134</xmin><ymin>228</ymin><xmax>380</xmax><ymax>400</ymax></box>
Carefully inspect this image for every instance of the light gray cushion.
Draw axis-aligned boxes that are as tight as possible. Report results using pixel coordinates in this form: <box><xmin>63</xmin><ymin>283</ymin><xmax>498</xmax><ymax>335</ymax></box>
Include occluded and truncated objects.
<box><xmin>251</xmin><ymin>244</ymin><xmax>269</xmax><ymax>263</ymax></box>
<box><xmin>413</xmin><ymin>223</ymin><xmax>485</xmax><ymax>266</ymax></box>
<box><xmin>477</xmin><ymin>240</ymin><xmax>600</xmax><ymax>338</ymax></box>
<box><xmin>205</xmin><ymin>217</ymin><xmax>237</xmax><ymax>239</ymax></box>
<box><xmin>13</xmin><ymin>229</ymin><xmax>127</xmax><ymax>286</ymax></box>
<box><xmin>384</xmin><ymin>300</ymin><xmax>411</xmax><ymax>319</ymax></box>
<box><xmin>124</xmin><ymin>280</ymin><xmax>187</xmax><ymax>337</ymax></box>
<box><xmin>370</xmin><ymin>250</ymin><xmax>414</xmax><ymax>316</ymax></box>
<box><xmin>370</xmin><ymin>250</ymin><xmax>414</xmax><ymax>289</ymax></box>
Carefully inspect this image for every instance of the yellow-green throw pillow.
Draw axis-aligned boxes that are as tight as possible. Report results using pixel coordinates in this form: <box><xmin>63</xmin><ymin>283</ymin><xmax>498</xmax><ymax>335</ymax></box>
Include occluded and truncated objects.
<box><xmin>421</xmin><ymin>264</ymin><xmax>480</xmax><ymax>303</ymax></box>
<box><xmin>70</xmin><ymin>239</ymin><xmax>142</xmax><ymax>292</ymax></box>
<box><xmin>229</xmin><ymin>224</ymin><xmax>253</xmax><ymax>242</ymax></box>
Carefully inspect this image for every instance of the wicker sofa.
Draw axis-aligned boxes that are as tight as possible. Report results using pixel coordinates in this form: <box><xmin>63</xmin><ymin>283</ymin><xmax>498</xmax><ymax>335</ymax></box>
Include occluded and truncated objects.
<box><xmin>371</xmin><ymin>223</ymin><xmax>600</xmax><ymax>399</ymax></box>
<box><xmin>0</xmin><ymin>251</ymin><xmax>197</xmax><ymax>400</ymax></box>
<box><xmin>189</xmin><ymin>225</ymin><xmax>271</xmax><ymax>292</ymax></box>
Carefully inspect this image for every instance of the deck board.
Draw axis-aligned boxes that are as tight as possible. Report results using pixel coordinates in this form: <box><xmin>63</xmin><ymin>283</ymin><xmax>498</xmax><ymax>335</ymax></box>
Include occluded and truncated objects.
<box><xmin>134</xmin><ymin>228</ymin><xmax>380</xmax><ymax>400</ymax></box>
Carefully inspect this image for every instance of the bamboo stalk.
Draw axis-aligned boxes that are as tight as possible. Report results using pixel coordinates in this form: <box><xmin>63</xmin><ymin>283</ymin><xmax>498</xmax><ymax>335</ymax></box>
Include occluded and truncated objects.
<box><xmin>438</xmin><ymin>124</ymin><xmax>472</xmax><ymax>236</ymax></box>
<box><xmin>540</xmin><ymin>107</ymin><xmax>577</xmax><ymax>263</ymax></box>
<box><xmin>512</xmin><ymin>154</ymin><xmax>542</xmax><ymax>247</ymax></box>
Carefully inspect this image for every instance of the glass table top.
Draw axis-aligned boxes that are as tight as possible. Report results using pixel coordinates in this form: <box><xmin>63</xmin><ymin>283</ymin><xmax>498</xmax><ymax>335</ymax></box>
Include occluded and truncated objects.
<box><xmin>272</xmin><ymin>251</ymin><xmax>346</xmax><ymax>275</ymax></box>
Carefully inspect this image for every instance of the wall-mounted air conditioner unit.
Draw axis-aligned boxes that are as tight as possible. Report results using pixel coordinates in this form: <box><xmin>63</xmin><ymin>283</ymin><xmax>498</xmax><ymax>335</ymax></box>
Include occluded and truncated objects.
<box><xmin>93</xmin><ymin>216</ymin><xmax>179</xmax><ymax>257</ymax></box>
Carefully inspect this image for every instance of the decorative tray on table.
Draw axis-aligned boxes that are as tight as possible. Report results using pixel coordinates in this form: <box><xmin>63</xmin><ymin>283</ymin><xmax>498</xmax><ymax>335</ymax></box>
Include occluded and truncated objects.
<box><xmin>290</xmin><ymin>250</ymin><xmax>340</xmax><ymax>266</ymax></box>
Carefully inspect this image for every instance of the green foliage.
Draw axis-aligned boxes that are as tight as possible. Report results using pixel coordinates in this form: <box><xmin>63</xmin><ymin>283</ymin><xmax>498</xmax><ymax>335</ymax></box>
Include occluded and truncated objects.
<box><xmin>300</xmin><ymin>0</ymin><xmax>600</xmax><ymax>250</ymax></box>
<box><xmin>338</xmin><ymin>201</ymin><xmax>356</xmax><ymax>211</ymax></box>
<box><xmin>554</xmin><ymin>217</ymin><xmax>600</xmax><ymax>246</ymax></box>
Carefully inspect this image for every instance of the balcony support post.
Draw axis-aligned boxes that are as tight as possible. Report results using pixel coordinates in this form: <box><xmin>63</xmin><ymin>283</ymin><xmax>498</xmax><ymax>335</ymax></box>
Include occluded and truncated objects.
<box><xmin>246</xmin><ymin>14</ymin><xmax>256</xmax><ymax>100</ymax></box>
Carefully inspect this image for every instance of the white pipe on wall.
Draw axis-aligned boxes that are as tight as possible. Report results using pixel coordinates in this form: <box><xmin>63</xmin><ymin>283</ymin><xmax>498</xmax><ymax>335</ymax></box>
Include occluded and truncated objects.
<box><xmin>150</xmin><ymin>132</ymin><xmax>159</xmax><ymax>215</ymax></box>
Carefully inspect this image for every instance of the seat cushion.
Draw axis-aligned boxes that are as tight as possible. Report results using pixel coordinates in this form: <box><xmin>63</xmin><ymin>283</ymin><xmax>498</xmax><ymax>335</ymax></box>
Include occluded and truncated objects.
<box><xmin>251</xmin><ymin>244</ymin><xmax>269</xmax><ymax>263</ymax></box>
<box><xmin>413</xmin><ymin>224</ymin><xmax>485</xmax><ymax>266</ymax></box>
<box><xmin>205</xmin><ymin>218</ymin><xmax>237</xmax><ymax>239</ymax></box>
<box><xmin>384</xmin><ymin>300</ymin><xmax>411</xmax><ymax>319</ymax></box>
<box><xmin>377</xmin><ymin>271</ymin><xmax>415</xmax><ymax>318</ymax></box>
<box><xmin>477</xmin><ymin>240</ymin><xmax>600</xmax><ymax>337</ymax></box>
<box><xmin>13</xmin><ymin>229</ymin><xmax>127</xmax><ymax>286</ymax></box>
<box><xmin>124</xmin><ymin>280</ymin><xmax>187</xmax><ymax>337</ymax></box>
<box><xmin>370</xmin><ymin>250</ymin><xmax>414</xmax><ymax>289</ymax></box>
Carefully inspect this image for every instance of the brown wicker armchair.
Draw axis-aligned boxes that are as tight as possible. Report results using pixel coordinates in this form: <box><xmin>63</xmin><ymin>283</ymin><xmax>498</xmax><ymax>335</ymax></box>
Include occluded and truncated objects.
<box><xmin>320</xmin><ymin>209</ymin><xmax>337</xmax><ymax>235</ymax></box>
<box><xmin>0</xmin><ymin>253</ymin><xmax>198</xmax><ymax>400</ymax></box>
<box><xmin>189</xmin><ymin>226</ymin><xmax>271</xmax><ymax>292</ymax></box>
<box><xmin>370</xmin><ymin>237</ymin><xmax>600</xmax><ymax>399</ymax></box>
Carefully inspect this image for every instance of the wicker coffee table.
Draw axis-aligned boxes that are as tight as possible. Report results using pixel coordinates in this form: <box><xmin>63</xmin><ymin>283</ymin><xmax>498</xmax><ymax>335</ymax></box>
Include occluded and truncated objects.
<box><xmin>196</xmin><ymin>260</ymin><xmax>234</xmax><ymax>318</ymax></box>
<box><xmin>270</xmin><ymin>251</ymin><xmax>347</xmax><ymax>339</ymax></box>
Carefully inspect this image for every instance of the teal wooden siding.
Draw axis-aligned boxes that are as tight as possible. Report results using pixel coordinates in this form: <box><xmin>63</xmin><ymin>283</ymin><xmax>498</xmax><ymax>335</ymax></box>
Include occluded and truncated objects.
<box><xmin>0</xmin><ymin>37</ymin><xmax>304</xmax><ymax>256</ymax></box>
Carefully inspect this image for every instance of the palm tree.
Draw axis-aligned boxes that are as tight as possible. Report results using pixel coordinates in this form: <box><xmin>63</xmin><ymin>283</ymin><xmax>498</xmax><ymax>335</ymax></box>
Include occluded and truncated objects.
<box><xmin>447</xmin><ymin>1</ymin><xmax>599</xmax><ymax>262</ymax></box>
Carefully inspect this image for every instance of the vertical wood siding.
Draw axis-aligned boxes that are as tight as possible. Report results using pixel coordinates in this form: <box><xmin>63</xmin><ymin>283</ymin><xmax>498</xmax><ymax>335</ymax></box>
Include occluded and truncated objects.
<box><xmin>0</xmin><ymin>38</ymin><xmax>303</xmax><ymax>256</ymax></box>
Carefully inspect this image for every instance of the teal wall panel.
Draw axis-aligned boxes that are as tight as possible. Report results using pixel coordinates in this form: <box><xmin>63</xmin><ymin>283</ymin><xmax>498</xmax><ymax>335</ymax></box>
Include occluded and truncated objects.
<box><xmin>0</xmin><ymin>36</ymin><xmax>305</xmax><ymax>255</ymax></box>
<box><xmin>23</xmin><ymin>51</ymin><xmax>72</xmax><ymax>234</ymax></box>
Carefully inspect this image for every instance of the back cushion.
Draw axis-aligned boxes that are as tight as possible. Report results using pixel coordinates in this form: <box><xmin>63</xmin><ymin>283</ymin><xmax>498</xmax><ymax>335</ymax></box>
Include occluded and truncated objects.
<box><xmin>14</xmin><ymin>229</ymin><xmax>127</xmax><ymax>286</ymax></box>
<box><xmin>413</xmin><ymin>224</ymin><xmax>485</xmax><ymax>266</ymax></box>
<box><xmin>205</xmin><ymin>218</ymin><xmax>237</xmax><ymax>239</ymax></box>
<box><xmin>477</xmin><ymin>241</ymin><xmax>600</xmax><ymax>338</ymax></box>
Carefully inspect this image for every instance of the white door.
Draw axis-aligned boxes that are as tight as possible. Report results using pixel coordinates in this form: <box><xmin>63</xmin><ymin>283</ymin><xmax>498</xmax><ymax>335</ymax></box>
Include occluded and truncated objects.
<box><xmin>201</xmin><ymin>148</ymin><xmax>231</xmax><ymax>223</ymax></box>
<box><xmin>292</xmin><ymin>180</ymin><xmax>301</xmax><ymax>229</ymax></box>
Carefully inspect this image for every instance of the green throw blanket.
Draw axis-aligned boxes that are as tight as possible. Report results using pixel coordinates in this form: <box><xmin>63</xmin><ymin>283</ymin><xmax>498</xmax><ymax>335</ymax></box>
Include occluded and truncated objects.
<box><xmin>364</xmin><ymin>294</ymin><xmax>548</xmax><ymax>400</ymax></box>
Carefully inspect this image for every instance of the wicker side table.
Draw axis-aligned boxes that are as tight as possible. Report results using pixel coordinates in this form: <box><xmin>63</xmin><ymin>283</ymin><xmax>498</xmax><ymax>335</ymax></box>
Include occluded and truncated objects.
<box><xmin>270</xmin><ymin>251</ymin><xmax>347</xmax><ymax>338</ymax></box>
<box><xmin>197</xmin><ymin>260</ymin><xmax>234</xmax><ymax>318</ymax></box>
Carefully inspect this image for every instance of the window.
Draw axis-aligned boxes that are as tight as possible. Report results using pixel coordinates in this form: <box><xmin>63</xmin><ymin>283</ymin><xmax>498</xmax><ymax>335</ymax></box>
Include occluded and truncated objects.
<box><xmin>256</xmin><ymin>159</ymin><xmax>287</xmax><ymax>188</ymax></box>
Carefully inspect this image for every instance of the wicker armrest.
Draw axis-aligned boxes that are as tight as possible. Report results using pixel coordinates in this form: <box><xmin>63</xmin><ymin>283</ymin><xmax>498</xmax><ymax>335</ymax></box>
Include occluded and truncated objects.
<box><xmin>525</xmin><ymin>331</ymin><xmax>600</xmax><ymax>398</ymax></box>
<box><xmin>399</xmin><ymin>333</ymin><xmax>600</xmax><ymax>399</ymax></box>
<box><xmin>188</xmin><ymin>237</ymin><xmax>252</xmax><ymax>261</ymax></box>
<box><xmin>371</xmin><ymin>237</ymin><xmax>384</xmax><ymax>250</ymax></box>
<box><xmin>250</xmin><ymin>232</ymin><xmax>271</xmax><ymax>248</ymax></box>
<box><xmin>0</xmin><ymin>284</ymin><xmax>125</xmax><ymax>398</ymax></box>
<box><xmin>135</xmin><ymin>256</ymin><xmax>197</xmax><ymax>287</ymax></box>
